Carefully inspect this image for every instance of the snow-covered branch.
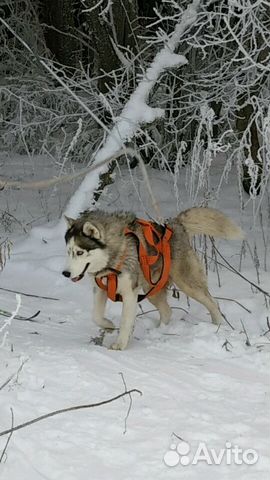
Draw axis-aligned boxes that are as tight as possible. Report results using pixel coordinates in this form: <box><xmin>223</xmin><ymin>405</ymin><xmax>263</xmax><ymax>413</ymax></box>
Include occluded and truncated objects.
<box><xmin>64</xmin><ymin>0</ymin><xmax>200</xmax><ymax>219</ymax></box>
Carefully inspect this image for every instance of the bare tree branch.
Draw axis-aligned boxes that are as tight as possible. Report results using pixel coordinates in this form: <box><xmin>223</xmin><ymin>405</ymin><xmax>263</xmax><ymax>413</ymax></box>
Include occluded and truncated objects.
<box><xmin>210</xmin><ymin>237</ymin><xmax>270</xmax><ymax>299</ymax></box>
<box><xmin>240</xmin><ymin>319</ymin><xmax>252</xmax><ymax>347</ymax></box>
<box><xmin>0</xmin><ymin>287</ymin><xmax>58</xmax><ymax>301</ymax></box>
<box><xmin>0</xmin><ymin>389</ymin><xmax>142</xmax><ymax>438</ymax></box>
<box><xmin>0</xmin><ymin>408</ymin><xmax>14</xmax><ymax>463</ymax></box>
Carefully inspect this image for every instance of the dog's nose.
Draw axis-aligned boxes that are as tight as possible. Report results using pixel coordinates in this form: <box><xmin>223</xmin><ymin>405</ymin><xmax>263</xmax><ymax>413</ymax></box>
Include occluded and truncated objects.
<box><xmin>62</xmin><ymin>270</ymin><xmax>71</xmax><ymax>278</ymax></box>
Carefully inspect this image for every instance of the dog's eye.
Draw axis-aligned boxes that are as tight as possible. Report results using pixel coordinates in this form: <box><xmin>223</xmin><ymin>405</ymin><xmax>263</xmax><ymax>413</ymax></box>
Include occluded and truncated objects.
<box><xmin>77</xmin><ymin>251</ymin><xmax>84</xmax><ymax>256</ymax></box>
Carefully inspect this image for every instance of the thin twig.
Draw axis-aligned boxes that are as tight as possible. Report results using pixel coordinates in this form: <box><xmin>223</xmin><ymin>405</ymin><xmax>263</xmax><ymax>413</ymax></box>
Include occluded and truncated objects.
<box><xmin>168</xmin><ymin>286</ymin><xmax>252</xmax><ymax>314</ymax></box>
<box><xmin>261</xmin><ymin>317</ymin><xmax>270</xmax><ymax>337</ymax></box>
<box><xmin>0</xmin><ymin>149</ymin><xmax>125</xmax><ymax>190</ymax></box>
<box><xmin>172</xmin><ymin>432</ymin><xmax>185</xmax><ymax>442</ymax></box>
<box><xmin>222</xmin><ymin>339</ymin><xmax>233</xmax><ymax>352</ymax></box>
<box><xmin>134</xmin><ymin>150</ymin><xmax>162</xmax><ymax>222</ymax></box>
<box><xmin>0</xmin><ymin>286</ymin><xmax>59</xmax><ymax>301</ymax></box>
<box><xmin>212</xmin><ymin>240</ymin><xmax>221</xmax><ymax>287</ymax></box>
<box><xmin>119</xmin><ymin>372</ymin><xmax>132</xmax><ymax>435</ymax></box>
<box><xmin>0</xmin><ymin>389</ymin><xmax>142</xmax><ymax>438</ymax></box>
<box><xmin>0</xmin><ymin>310</ymin><xmax>41</xmax><ymax>322</ymax></box>
<box><xmin>220</xmin><ymin>311</ymin><xmax>235</xmax><ymax>331</ymax></box>
<box><xmin>0</xmin><ymin>375</ymin><xmax>14</xmax><ymax>393</ymax></box>
<box><xmin>0</xmin><ymin>408</ymin><xmax>14</xmax><ymax>463</ymax></box>
<box><xmin>0</xmin><ymin>358</ymin><xmax>29</xmax><ymax>392</ymax></box>
<box><xmin>214</xmin><ymin>296</ymin><xmax>252</xmax><ymax>314</ymax></box>
<box><xmin>210</xmin><ymin>238</ymin><xmax>270</xmax><ymax>298</ymax></box>
<box><xmin>136</xmin><ymin>306</ymin><xmax>189</xmax><ymax>317</ymax></box>
<box><xmin>240</xmin><ymin>319</ymin><xmax>251</xmax><ymax>347</ymax></box>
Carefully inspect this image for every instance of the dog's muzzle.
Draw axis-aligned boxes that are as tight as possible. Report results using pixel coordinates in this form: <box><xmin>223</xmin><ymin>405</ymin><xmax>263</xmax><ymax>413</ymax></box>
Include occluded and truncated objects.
<box><xmin>63</xmin><ymin>262</ymin><xmax>90</xmax><ymax>283</ymax></box>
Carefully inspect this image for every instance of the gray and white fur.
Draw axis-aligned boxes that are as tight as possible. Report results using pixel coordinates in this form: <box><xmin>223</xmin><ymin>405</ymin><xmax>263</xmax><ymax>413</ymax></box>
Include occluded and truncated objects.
<box><xmin>63</xmin><ymin>208</ymin><xmax>243</xmax><ymax>350</ymax></box>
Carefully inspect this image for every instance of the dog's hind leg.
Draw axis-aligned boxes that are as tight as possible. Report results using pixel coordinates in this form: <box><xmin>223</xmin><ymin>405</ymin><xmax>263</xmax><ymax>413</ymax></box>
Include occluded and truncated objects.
<box><xmin>177</xmin><ymin>282</ymin><xmax>222</xmax><ymax>325</ymax></box>
<box><xmin>145</xmin><ymin>288</ymin><xmax>172</xmax><ymax>326</ymax></box>
<box><xmin>93</xmin><ymin>285</ymin><xmax>114</xmax><ymax>329</ymax></box>
<box><xmin>171</xmin><ymin>251</ymin><xmax>223</xmax><ymax>325</ymax></box>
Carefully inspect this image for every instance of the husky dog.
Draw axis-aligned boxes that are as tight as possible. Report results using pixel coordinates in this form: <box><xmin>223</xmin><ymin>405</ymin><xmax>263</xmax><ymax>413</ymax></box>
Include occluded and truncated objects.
<box><xmin>63</xmin><ymin>208</ymin><xmax>243</xmax><ymax>350</ymax></box>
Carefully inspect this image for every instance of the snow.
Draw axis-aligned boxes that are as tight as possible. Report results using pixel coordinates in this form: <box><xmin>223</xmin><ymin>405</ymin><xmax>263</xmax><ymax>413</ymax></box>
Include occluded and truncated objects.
<box><xmin>0</xmin><ymin>152</ymin><xmax>269</xmax><ymax>479</ymax></box>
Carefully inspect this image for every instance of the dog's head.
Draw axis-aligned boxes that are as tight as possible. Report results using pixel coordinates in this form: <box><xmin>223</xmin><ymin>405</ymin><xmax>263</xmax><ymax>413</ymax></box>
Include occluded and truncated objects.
<box><xmin>62</xmin><ymin>216</ymin><xmax>109</xmax><ymax>282</ymax></box>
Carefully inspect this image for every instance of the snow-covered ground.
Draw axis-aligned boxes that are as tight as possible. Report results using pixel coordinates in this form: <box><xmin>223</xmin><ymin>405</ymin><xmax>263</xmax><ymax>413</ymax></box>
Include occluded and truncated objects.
<box><xmin>0</xmin><ymin>153</ymin><xmax>269</xmax><ymax>479</ymax></box>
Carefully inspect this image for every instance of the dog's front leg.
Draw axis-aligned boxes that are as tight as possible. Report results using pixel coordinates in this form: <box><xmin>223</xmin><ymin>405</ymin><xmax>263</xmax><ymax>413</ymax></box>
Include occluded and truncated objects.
<box><xmin>111</xmin><ymin>287</ymin><xmax>138</xmax><ymax>351</ymax></box>
<box><xmin>93</xmin><ymin>285</ymin><xmax>114</xmax><ymax>330</ymax></box>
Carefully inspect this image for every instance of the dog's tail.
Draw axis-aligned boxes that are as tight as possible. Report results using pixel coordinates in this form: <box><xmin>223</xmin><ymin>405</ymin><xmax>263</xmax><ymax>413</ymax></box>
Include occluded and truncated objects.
<box><xmin>176</xmin><ymin>207</ymin><xmax>244</xmax><ymax>239</ymax></box>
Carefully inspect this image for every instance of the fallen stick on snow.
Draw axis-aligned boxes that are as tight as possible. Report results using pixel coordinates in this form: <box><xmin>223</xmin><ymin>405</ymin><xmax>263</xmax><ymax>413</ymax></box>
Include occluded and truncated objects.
<box><xmin>0</xmin><ymin>408</ymin><xmax>14</xmax><ymax>463</ymax></box>
<box><xmin>0</xmin><ymin>389</ymin><xmax>142</xmax><ymax>438</ymax></box>
<box><xmin>0</xmin><ymin>286</ymin><xmax>59</xmax><ymax>301</ymax></box>
<box><xmin>0</xmin><ymin>308</ymin><xmax>40</xmax><ymax>322</ymax></box>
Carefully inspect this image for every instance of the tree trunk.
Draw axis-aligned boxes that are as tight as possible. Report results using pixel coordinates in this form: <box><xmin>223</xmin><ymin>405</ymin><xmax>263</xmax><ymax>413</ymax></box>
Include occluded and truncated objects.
<box><xmin>235</xmin><ymin>18</ymin><xmax>269</xmax><ymax>195</ymax></box>
<box><xmin>85</xmin><ymin>0</ymin><xmax>138</xmax><ymax>93</ymax></box>
<box><xmin>41</xmin><ymin>0</ymin><xmax>80</xmax><ymax>68</ymax></box>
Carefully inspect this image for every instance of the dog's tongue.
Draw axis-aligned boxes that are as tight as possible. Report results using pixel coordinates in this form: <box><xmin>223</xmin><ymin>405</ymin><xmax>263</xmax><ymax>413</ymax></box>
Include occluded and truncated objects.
<box><xmin>71</xmin><ymin>263</ymin><xmax>89</xmax><ymax>283</ymax></box>
<box><xmin>71</xmin><ymin>276</ymin><xmax>81</xmax><ymax>283</ymax></box>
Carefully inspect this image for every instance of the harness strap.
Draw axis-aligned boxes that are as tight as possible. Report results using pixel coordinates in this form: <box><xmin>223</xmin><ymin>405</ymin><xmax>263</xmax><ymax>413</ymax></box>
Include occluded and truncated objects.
<box><xmin>95</xmin><ymin>247</ymin><xmax>127</xmax><ymax>302</ymax></box>
<box><xmin>95</xmin><ymin>220</ymin><xmax>173</xmax><ymax>302</ymax></box>
<box><xmin>95</xmin><ymin>274</ymin><xmax>122</xmax><ymax>302</ymax></box>
<box><xmin>133</xmin><ymin>220</ymin><xmax>172</xmax><ymax>292</ymax></box>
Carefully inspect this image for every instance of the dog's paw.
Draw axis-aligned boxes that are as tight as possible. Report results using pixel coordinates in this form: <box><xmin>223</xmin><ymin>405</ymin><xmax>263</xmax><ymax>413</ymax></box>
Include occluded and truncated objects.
<box><xmin>110</xmin><ymin>339</ymin><xmax>128</xmax><ymax>351</ymax></box>
<box><xmin>96</xmin><ymin>318</ymin><xmax>115</xmax><ymax>330</ymax></box>
<box><xmin>161</xmin><ymin>316</ymin><xmax>171</xmax><ymax>325</ymax></box>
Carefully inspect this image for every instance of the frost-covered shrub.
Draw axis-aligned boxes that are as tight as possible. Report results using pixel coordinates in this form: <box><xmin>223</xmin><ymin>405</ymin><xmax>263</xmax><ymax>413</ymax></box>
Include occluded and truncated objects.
<box><xmin>1</xmin><ymin>0</ymin><xmax>269</xmax><ymax>205</ymax></box>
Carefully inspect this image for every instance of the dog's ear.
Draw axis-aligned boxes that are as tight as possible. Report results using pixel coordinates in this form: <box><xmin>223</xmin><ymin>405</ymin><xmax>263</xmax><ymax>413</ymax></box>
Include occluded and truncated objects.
<box><xmin>83</xmin><ymin>221</ymin><xmax>101</xmax><ymax>239</ymax></box>
<box><xmin>64</xmin><ymin>215</ymin><xmax>76</xmax><ymax>228</ymax></box>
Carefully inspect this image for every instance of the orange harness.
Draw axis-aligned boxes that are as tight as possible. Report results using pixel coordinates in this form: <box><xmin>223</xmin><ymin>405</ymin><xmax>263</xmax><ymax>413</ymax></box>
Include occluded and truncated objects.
<box><xmin>95</xmin><ymin>219</ymin><xmax>173</xmax><ymax>302</ymax></box>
